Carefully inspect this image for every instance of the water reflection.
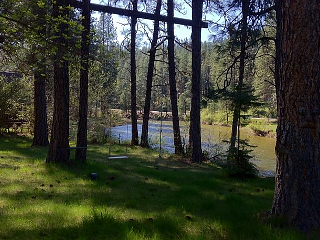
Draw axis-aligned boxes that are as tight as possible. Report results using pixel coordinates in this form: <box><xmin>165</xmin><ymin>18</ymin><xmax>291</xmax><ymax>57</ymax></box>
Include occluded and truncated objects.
<box><xmin>110</xmin><ymin>121</ymin><xmax>276</xmax><ymax>173</ymax></box>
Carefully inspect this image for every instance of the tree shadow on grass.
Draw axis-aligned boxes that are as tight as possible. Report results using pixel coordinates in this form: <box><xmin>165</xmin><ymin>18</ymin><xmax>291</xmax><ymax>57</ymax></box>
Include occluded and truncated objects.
<box><xmin>0</xmin><ymin>135</ymin><xmax>48</xmax><ymax>161</ymax></box>
<box><xmin>0</xmin><ymin>136</ymin><xmax>304</xmax><ymax>239</ymax></box>
<box><xmin>1</xmin><ymin>210</ymin><xmax>198</xmax><ymax>240</ymax></box>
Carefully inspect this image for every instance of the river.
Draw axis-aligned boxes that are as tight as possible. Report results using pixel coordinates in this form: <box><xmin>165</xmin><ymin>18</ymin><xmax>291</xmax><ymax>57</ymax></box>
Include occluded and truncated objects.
<box><xmin>109</xmin><ymin>121</ymin><xmax>276</xmax><ymax>175</ymax></box>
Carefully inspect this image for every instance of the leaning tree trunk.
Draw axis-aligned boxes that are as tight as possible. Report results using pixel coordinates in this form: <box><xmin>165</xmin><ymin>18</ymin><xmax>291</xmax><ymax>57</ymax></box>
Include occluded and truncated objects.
<box><xmin>46</xmin><ymin>0</ymin><xmax>70</xmax><ymax>164</ymax></box>
<box><xmin>76</xmin><ymin>0</ymin><xmax>90</xmax><ymax>163</ymax></box>
<box><xmin>140</xmin><ymin>0</ymin><xmax>162</xmax><ymax>148</ymax></box>
<box><xmin>168</xmin><ymin>0</ymin><xmax>183</xmax><ymax>155</ymax></box>
<box><xmin>229</xmin><ymin>0</ymin><xmax>249</xmax><ymax>149</ymax></box>
<box><xmin>130</xmin><ymin>0</ymin><xmax>139</xmax><ymax>145</ymax></box>
<box><xmin>271</xmin><ymin>0</ymin><xmax>320</xmax><ymax>233</ymax></box>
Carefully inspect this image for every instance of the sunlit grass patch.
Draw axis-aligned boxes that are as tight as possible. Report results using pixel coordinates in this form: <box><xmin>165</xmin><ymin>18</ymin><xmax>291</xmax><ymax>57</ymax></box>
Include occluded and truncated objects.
<box><xmin>0</xmin><ymin>135</ymin><xmax>304</xmax><ymax>239</ymax></box>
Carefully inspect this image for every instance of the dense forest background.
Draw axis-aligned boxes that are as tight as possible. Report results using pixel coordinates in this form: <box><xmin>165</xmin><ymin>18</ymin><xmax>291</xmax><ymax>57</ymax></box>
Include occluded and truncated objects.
<box><xmin>0</xmin><ymin>8</ymin><xmax>276</xmax><ymax>134</ymax></box>
<box><xmin>0</xmin><ymin>0</ymin><xmax>277</xmax><ymax>171</ymax></box>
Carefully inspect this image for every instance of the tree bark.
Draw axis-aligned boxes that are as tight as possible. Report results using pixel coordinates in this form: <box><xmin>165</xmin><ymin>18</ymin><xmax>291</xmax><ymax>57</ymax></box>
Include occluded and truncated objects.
<box><xmin>229</xmin><ymin>0</ymin><xmax>249</xmax><ymax>149</ymax></box>
<box><xmin>76</xmin><ymin>0</ymin><xmax>90</xmax><ymax>163</ymax></box>
<box><xmin>46</xmin><ymin>0</ymin><xmax>70</xmax><ymax>164</ymax></box>
<box><xmin>189</xmin><ymin>0</ymin><xmax>203</xmax><ymax>163</ymax></box>
<box><xmin>140</xmin><ymin>0</ymin><xmax>162</xmax><ymax>148</ymax></box>
<box><xmin>271</xmin><ymin>0</ymin><xmax>320</xmax><ymax>233</ymax></box>
<box><xmin>32</xmin><ymin>61</ymin><xmax>49</xmax><ymax>147</ymax></box>
<box><xmin>168</xmin><ymin>0</ymin><xmax>183</xmax><ymax>155</ymax></box>
<box><xmin>130</xmin><ymin>0</ymin><xmax>139</xmax><ymax>145</ymax></box>
<box><xmin>31</xmin><ymin>0</ymin><xmax>49</xmax><ymax>147</ymax></box>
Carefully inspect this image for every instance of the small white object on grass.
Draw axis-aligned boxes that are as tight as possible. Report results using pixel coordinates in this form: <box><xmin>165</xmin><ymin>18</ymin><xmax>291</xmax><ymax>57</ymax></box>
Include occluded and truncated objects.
<box><xmin>108</xmin><ymin>156</ymin><xmax>128</xmax><ymax>159</ymax></box>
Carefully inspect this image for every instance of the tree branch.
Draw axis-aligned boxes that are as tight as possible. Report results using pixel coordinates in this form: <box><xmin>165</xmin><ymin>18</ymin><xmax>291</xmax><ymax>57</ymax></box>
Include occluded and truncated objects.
<box><xmin>249</xmin><ymin>6</ymin><xmax>276</xmax><ymax>16</ymax></box>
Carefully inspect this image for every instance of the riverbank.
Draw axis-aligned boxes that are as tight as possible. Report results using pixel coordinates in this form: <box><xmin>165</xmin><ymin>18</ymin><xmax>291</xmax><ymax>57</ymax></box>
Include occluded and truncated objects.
<box><xmin>109</xmin><ymin>109</ymin><xmax>277</xmax><ymax>139</ymax></box>
<box><xmin>111</xmin><ymin>121</ymin><xmax>277</xmax><ymax>174</ymax></box>
<box><xmin>201</xmin><ymin>118</ymin><xmax>277</xmax><ymax>139</ymax></box>
<box><xmin>0</xmin><ymin>135</ymin><xmax>302</xmax><ymax>239</ymax></box>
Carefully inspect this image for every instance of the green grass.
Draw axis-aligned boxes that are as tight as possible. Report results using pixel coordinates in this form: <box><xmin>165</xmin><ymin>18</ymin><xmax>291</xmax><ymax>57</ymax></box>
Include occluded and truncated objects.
<box><xmin>0</xmin><ymin>135</ymin><xmax>302</xmax><ymax>239</ymax></box>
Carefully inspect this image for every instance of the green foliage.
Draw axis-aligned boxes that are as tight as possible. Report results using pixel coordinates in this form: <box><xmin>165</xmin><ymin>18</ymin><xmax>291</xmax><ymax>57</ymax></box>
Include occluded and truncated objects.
<box><xmin>0</xmin><ymin>78</ymin><xmax>21</xmax><ymax>124</ymax></box>
<box><xmin>200</xmin><ymin>103</ymin><xmax>215</xmax><ymax>124</ymax></box>
<box><xmin>201</xmin><ymin>101</ymin><xmax>232</xmax><ymax>126</ymax></box>
<box><xmin>1</xmin><ymin>0</ymin><xmax>277</xmax><ymax>131</ymax></box>
<box><xmin>253</xmin><ymin>19</ymin><xmax>276</xmax><ymax>119</ymax></box>
<box><xmin>69</xmin><ymin>115</ymin><xmax>123</xmax><ymax>144</ymax></box>
<box><xmin>0</xmin><ymin>75</ymin><xmax>32</xmax><ymax>127</ymax></box>
<box><xmin>224</xmin><ymin>84</ymin><xmax>263</xmax><ymax>113</ymax></box>
<box><xmin>75</xmin><ymin>12</ymin><xmax>121</xmax><ymax>116</ymax></box>
<box><xmin>88</xmin><ymin>123</ymin><xmax>107</xmax><ymax>144</ymax></box>
<box><xmin>201</xmin><ymin>107</ymin><xmax>216</xmax><ymax>125</ymax></box>
<box><xmin>227</xmin><ymin>139</ymin><xmax>258</xmax><ymax>178</ymax></box>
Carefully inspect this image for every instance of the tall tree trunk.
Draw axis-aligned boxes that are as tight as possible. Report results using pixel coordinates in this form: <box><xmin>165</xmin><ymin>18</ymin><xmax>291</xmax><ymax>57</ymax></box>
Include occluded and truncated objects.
<box><xmin>189</xmin><ymin>0</ymin><xmax>203</xmax><ymax>163</ymax></box>
<box><xmin>31</xmin><ymin>0</ymin><xmax>49</xmax><ymax>147</ymax></box>
<box><xmin>168</xmin><ymin>0</ymin><xmax>183</xmax><ymax>155</ymax></box>
<box><xmin>32</xmin><ymin>61</ymin><xmax>49</xmax><ymax>146</ymax></box>
<box><xmin>130</xmin><ymin>0</ymin><xmax>139</xmax><ymax>145</ymax></box>
<box><xmin>76</xmin><ymin>0</ymin><xmax>90</xmax><ymax>163</ymax></box>
<box><xmin>271</xmin><ymin>0</ymin><xmax>320</xmax><ymax>233</ymax></box>
<box><xmin>229</xmin><ymin>0</ymin><xmax>249</xmax><ymax>149</ymax></box>
<box><xmin>140</xmin><ymin>0</ymin><xmax>162</xmax><ymax>148</ymax></box>
<box><xmin>46</xmin><ymin>0</ymin><xmax>70</xmax><ymax>164</ymax></box>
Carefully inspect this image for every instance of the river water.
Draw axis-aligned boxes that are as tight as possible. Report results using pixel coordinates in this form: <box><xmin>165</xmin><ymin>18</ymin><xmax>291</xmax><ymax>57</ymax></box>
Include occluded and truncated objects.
<box><xmin>110</xmin><ymin>121</ymin><xmax>276</xmax><ymax>175</ymax></box>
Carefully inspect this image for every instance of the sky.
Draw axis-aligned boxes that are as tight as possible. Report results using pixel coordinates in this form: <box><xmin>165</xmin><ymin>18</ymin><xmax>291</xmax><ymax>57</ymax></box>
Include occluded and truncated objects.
<box><xmin>90</xmin><ymin>0</ymin><xmax>213</xmax><ymax>43</ymax></box>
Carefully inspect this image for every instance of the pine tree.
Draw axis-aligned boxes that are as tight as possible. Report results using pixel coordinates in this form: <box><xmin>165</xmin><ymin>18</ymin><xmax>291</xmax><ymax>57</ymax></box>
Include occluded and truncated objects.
<box><xmin>47</xmin><ymin>0</ymin><xmax>71</xmax><ymax>164</ymax></box>
<box><xmin>140</xmin><ymin>0</ymin><xmax>162</xmax><ymax>148</ymax></box>
<box><xmin>271</xmin><ymin>0</ymin><xmax>320</xmax><ymax>232</ymax></box>
<box><xmin>76</xmin><ymin>0</ymin><xmax>91</xmax><ymax>163</ymax></box>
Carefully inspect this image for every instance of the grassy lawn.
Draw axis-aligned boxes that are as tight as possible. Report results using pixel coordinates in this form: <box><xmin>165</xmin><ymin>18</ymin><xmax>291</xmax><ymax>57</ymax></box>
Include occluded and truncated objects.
<box><xmin>0</xmin><ymin>135</ymin><xmax>302</xmax><ymax>239</ymax></box>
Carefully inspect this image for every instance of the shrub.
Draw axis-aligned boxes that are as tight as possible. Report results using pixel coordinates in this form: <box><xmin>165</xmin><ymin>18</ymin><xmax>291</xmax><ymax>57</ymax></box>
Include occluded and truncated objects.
<box><xmin>200</xmin><ymin>108</ymin><xmax>215</xmax><ymax>125</ymax></box>
<box><xmin>226</xmin><ymin>140</ymin><xmax>258</xmax><ymax>178</ymax></box>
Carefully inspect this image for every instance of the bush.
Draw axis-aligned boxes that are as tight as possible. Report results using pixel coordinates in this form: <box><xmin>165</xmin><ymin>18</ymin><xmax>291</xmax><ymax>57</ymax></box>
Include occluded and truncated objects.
<box><xmin>200</xmin><ymin>106</ymin><xmax>231</xmax><ymax>126</ymax></box>
<box><xmin>0</xmin><ymin>75</ymin><xmax>32</xmax><ymax>128</ymax></box>
<box><xmin>200</xmin><ymin>108</ymin><xmax>215</xmax><ymax>125</ymax></box>
<box><xmin>226</xmin><ymin>140</ymin><xmax>258</xmax><ymax>178</ymax></box>
<box><xmin>88</xmin><ymin>124</ymin><xmax>107</xmax><ymax>144</ymax></box>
